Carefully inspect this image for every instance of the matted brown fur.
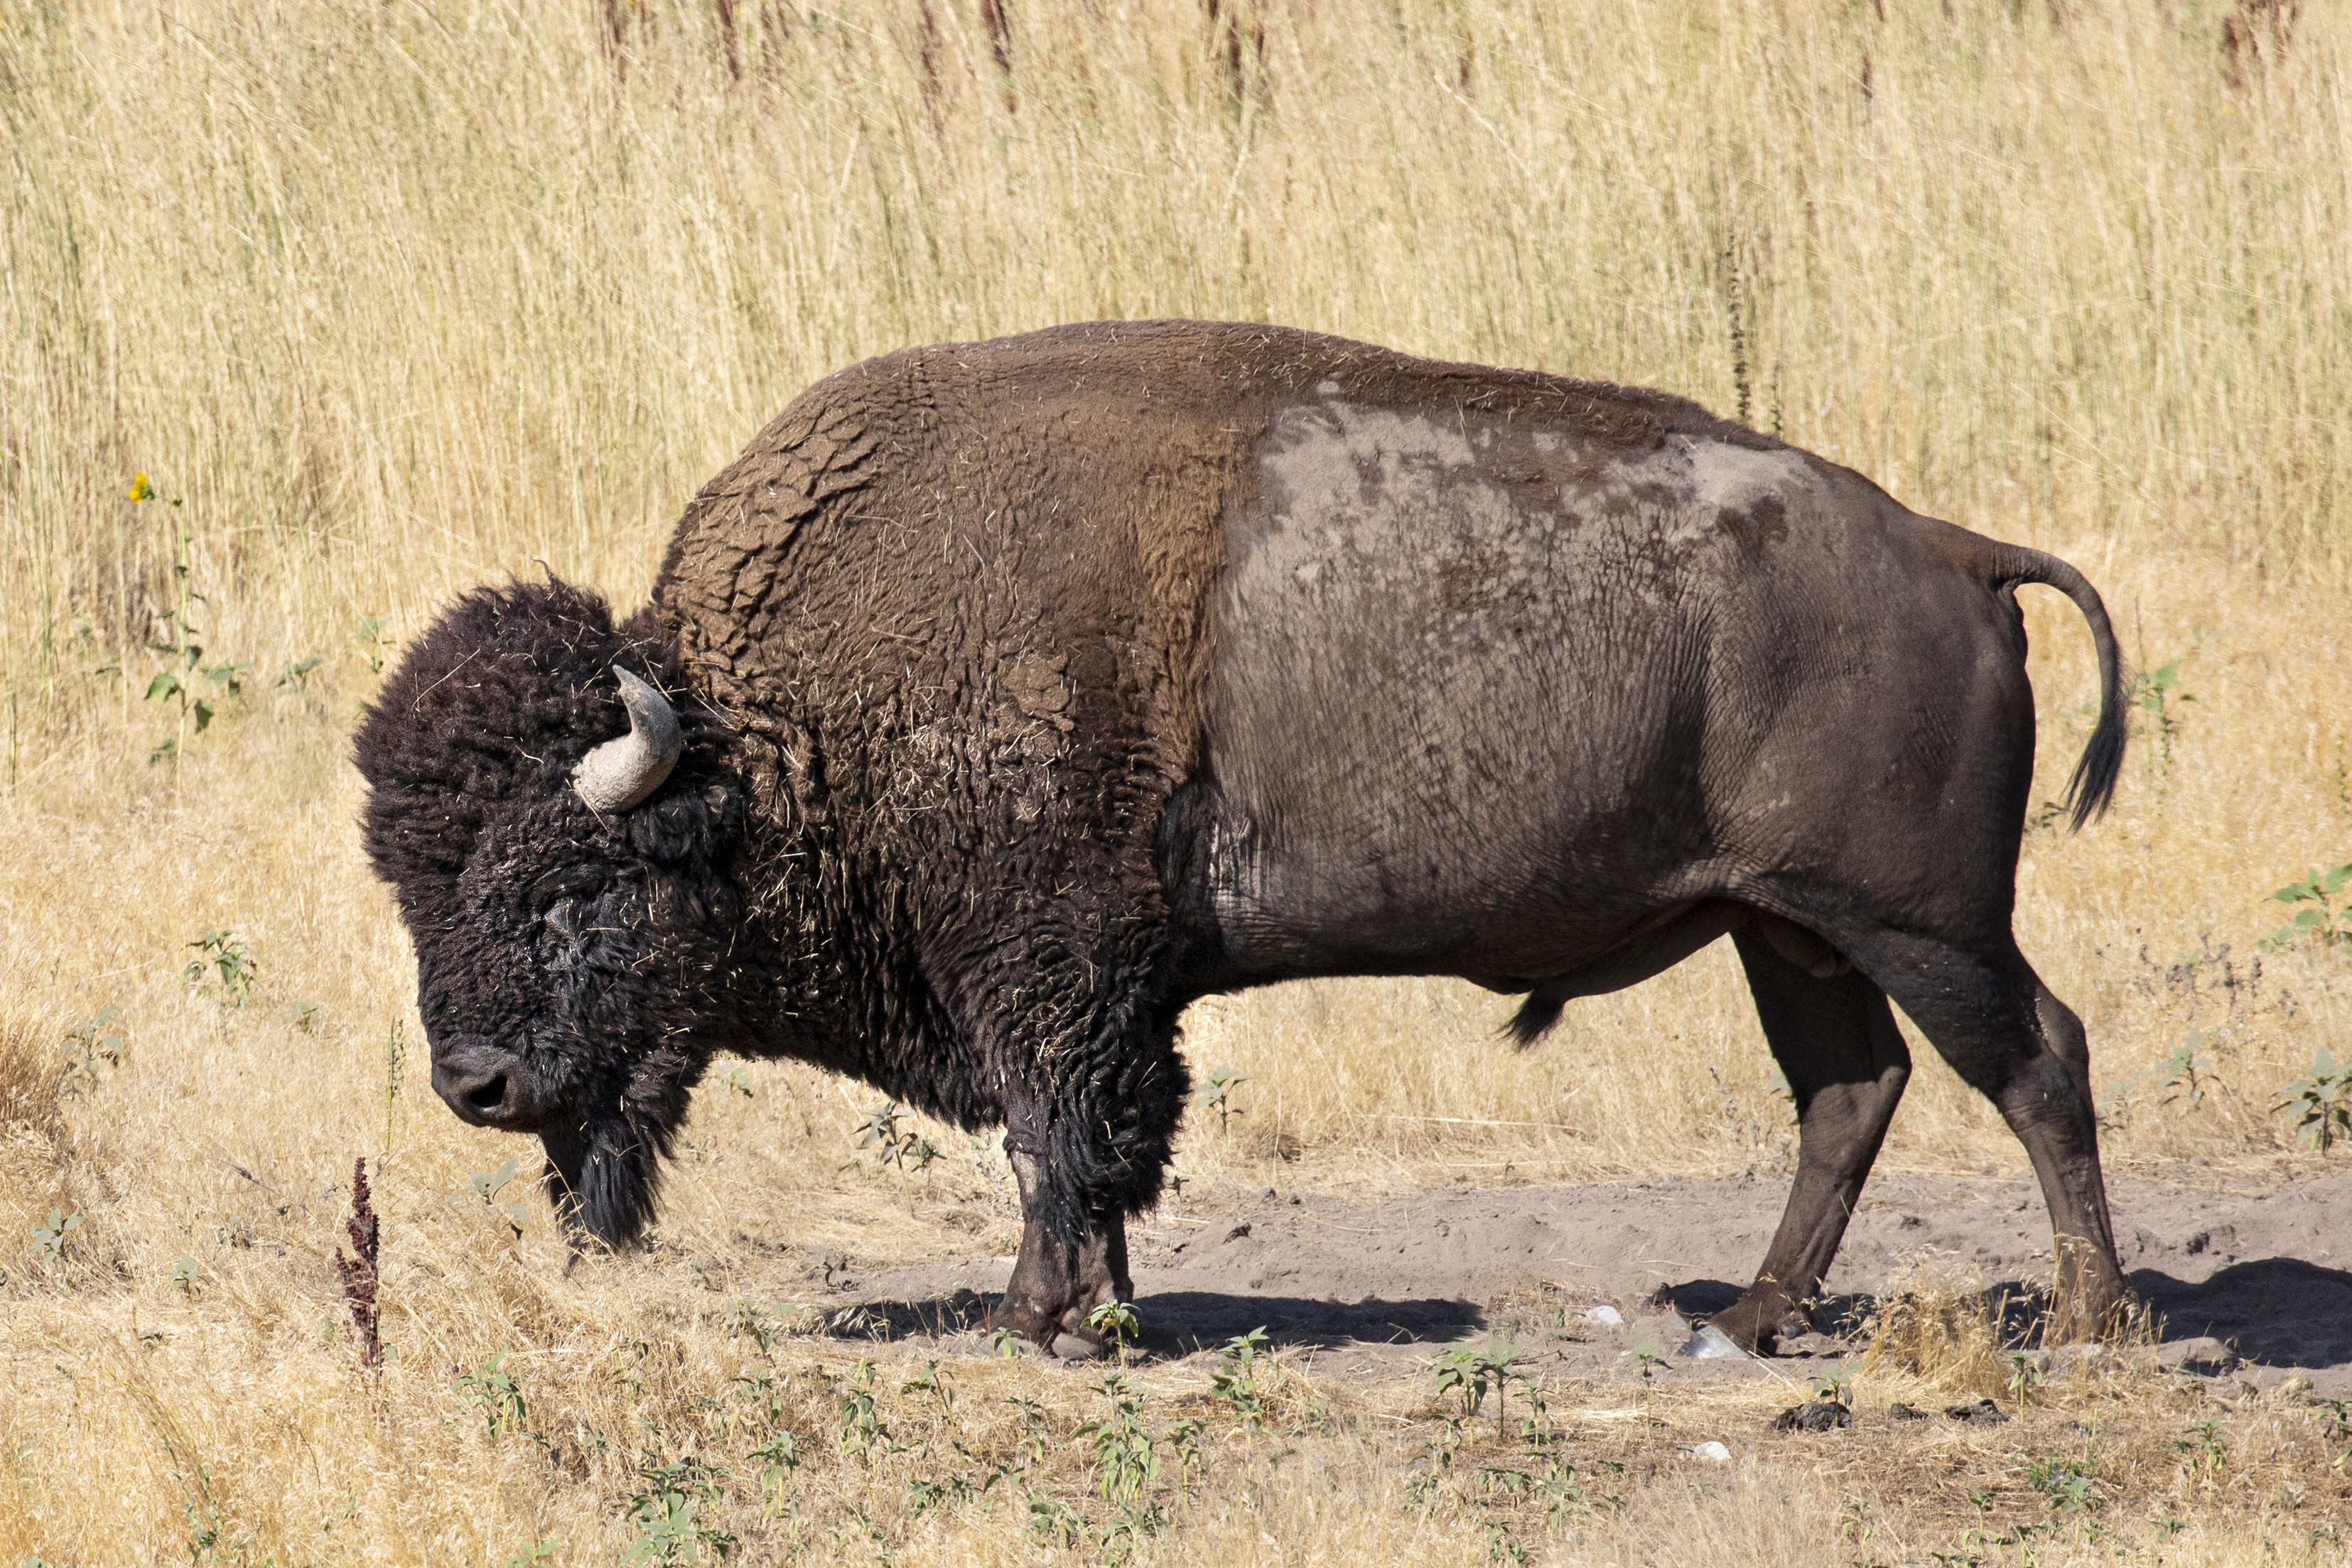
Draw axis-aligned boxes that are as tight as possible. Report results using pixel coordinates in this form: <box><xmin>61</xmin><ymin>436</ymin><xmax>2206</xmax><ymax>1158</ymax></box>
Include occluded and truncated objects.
<box><xmin>653</xmin><ymin>319</ymin><xmax>1778</xmax><ymax>831</ymax></box>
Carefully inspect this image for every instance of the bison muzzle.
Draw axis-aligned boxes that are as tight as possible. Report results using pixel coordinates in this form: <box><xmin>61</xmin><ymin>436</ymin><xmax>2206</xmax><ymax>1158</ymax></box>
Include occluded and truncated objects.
<box><xmin>357</xmin><ymin>320</ymin><xmax>2134</xmax><ymax>1356</ymax></box>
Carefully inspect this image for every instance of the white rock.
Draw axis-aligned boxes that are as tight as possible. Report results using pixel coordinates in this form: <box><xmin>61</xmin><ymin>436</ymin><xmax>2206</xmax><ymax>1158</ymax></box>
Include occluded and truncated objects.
<box><xmin>1681</xmin><ymin>1440</ymin><xmax>1732</xmax><ymax>1461</ymax></box>
<box><xmin>1584</xmin><ymin>1304</ymin><xmax>1626</xmax><ymax>1326</ymax></box>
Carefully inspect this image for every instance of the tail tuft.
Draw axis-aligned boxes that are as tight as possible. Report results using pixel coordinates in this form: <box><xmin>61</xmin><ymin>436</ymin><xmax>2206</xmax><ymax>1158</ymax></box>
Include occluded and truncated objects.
<box><xmin>1506</xmin><ymin>984</ymin><xmax>1567</xmax><ymax>1049</ymax></box>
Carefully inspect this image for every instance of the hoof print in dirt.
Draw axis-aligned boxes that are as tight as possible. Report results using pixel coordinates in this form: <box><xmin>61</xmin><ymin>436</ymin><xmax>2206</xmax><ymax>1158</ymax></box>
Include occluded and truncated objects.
<box><xmin>1772</xmin><ymin>1400</ymin><xmax>1852</xmax><ymax>1433</ymax></box>
<box><xmin>1889</xmin><ymin>1402</ymin><xmax>1932</xmax><ymax>1422</ymax></box>
<box><xmin>1944</xmin><ymin>1399</ymin><xmax>2011</xmax><ymax>1425</ymax></box>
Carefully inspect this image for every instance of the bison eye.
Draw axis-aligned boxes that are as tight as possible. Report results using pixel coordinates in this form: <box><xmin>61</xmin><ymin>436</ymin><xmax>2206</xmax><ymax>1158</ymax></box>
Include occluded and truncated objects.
<box><xmin>530</xmin><ymin>865</ymin><xmax>606</xmax><ymax>909</ymax></box>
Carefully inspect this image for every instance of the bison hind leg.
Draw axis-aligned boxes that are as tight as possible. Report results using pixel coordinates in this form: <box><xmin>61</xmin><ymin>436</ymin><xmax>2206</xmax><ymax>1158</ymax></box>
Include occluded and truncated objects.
<box><xmin>1844</xmin><ymin>929</ymin><xmax>2132</xmax><ymax>1343</ymax></box>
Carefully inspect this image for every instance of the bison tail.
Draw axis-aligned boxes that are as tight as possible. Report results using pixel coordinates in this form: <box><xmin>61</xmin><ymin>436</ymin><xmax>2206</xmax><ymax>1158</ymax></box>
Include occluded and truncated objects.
<box><xmin>1990</xmin><ymin>544</ymin><xmax>2127</xmax><ymax>833</ymax></box>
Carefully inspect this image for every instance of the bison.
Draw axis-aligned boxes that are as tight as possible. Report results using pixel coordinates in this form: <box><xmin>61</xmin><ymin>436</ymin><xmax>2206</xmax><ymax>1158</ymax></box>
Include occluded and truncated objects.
<box><xmin>357</xmin><ymin>320</ymin><xmax>2131</xmax><ymax>1357</ymax></box>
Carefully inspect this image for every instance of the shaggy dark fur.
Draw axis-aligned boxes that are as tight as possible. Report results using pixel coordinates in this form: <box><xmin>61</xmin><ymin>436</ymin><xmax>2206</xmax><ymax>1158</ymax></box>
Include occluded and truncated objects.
<box><xmin>360</xmin><ymin>320</ymin><xmax>2132</xmax><ymax>1354</ymax></box>
<box><xmin>355</xmin><ymin>582</ymin><xmax>754</xmax><ymax>1243</ymax></box>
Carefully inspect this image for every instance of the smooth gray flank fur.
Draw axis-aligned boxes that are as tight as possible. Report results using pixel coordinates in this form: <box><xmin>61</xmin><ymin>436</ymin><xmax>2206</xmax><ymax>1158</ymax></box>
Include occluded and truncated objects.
<box><xmin>356</xmin><ymin>320</ymin><xmax>2130</xmax><ymax>1358</ymax></box>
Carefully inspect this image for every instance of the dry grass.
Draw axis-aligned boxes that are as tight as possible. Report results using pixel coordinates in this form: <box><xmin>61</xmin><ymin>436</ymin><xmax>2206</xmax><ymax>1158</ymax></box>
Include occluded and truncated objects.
<box><xmin>4</xmin><ymin>0</ymin><xmax>2352</xmax><ymax>1562</ymax></box>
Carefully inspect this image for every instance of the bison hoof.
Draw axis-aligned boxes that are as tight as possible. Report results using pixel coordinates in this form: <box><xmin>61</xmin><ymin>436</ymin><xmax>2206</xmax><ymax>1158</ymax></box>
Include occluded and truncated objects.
<box><xmin>1705</xmin><ymin>1299</ymin><xmax>1786</xmax><ymax>1358</ymax></box>
<box><xmin>1049</xmin><ymin>1331</ymin><xmax>1108</xmax><ymax>1362</ymax></box>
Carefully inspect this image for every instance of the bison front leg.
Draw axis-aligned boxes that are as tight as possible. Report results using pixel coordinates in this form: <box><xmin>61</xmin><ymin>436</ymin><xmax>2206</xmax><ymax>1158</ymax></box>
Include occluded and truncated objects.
<box><xmin>987</xmin><ymin>1142</ymin><xmax>1134</xmax><ymax>1358</ymax></box>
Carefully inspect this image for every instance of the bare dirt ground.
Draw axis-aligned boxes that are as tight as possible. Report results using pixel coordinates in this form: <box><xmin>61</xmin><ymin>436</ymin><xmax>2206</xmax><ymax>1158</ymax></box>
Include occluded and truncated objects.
<box><xmin>757</xmin><ymin>1168</ymin><xmax>2352</xmax><ymax>1397</ymax></box>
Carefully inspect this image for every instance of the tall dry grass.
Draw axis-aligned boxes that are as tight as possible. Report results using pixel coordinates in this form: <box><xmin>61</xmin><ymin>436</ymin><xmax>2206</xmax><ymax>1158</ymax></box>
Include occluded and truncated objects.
<box><xmin>5</xmin><ymin>0</ymin><xmax>2352</xmax><ymax>1562</ymax></box>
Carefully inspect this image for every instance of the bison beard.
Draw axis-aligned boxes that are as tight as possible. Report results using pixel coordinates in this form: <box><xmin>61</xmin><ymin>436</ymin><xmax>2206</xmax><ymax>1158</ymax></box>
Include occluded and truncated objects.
<box><xmin>357</xmin><ymin>320</ymin><xmax>2136</xmax><ymax>1358</ymax></box>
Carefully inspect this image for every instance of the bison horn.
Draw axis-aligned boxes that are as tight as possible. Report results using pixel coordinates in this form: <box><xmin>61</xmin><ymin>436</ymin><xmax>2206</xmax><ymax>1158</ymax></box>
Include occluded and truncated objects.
<box><xmin>573</xmin><ymin>665</ymin><xmax>681</xmax><ymax>813</ymax></box>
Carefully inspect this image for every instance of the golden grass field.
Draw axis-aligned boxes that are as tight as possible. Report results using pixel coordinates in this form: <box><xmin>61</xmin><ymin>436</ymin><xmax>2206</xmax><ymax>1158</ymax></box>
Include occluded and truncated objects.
<box><xmin>4</xmin><ymin>1</ymin><xmax>2352</xmax><ymax>1562</ymax></box>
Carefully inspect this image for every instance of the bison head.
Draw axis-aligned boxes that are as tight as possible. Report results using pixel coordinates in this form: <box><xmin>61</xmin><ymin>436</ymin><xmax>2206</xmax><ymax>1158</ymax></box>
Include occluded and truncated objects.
<box><xmin>355</xmin><ymin>580</ymin><xmax>750</xmax><ymax>1247</ymax></box>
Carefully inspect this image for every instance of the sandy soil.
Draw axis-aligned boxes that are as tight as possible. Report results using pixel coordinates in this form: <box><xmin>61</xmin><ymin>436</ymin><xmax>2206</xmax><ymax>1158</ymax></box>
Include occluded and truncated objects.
<box><xmin>747</xmin><ymin>1168</ymin><xmax>2352</xmax><ymax>1396</ymax></box>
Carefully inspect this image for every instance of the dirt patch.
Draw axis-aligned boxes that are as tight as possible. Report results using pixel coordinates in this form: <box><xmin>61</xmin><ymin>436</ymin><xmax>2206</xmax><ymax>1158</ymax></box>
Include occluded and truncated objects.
<box><xmin>775</xmin><ymin>1169</ymin><xmax>2352</xmax><ymax>1394</ymax></box>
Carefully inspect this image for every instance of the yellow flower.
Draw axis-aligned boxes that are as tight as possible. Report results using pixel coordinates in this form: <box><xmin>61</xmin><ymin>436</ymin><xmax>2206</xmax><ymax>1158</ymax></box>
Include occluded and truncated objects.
<box><xmin>128</xmin><ymin>472</ymin><xmax>153</xmax><ymax>502</ymax></box>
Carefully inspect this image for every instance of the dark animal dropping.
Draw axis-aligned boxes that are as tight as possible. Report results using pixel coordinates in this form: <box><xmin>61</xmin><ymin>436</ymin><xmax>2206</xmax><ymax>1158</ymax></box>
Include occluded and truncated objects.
<box><xmin>1772</xmin><ymin>1401</ymin><xmax>1852</xmax><ymax>1432</ymax></box>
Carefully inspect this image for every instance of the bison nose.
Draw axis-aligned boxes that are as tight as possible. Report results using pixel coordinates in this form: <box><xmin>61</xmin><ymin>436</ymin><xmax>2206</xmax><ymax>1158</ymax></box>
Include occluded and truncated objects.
<box><xmin>431</xmin><ymin>1037</ymin><xmax>546</xmax><ymax>1131</ymax></box>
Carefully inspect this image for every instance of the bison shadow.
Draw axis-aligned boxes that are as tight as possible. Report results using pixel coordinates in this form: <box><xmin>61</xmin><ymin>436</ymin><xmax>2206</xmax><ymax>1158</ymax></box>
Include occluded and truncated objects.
<box><xmin>2129</xmin><ymin>1258</ymin><xmax>2352</xmax><ymax>1370</ymax></box>
<box><xmin>816</xmin><ymin>1287</ymin><xmax>1484</xmax><ymax>1355</ymax></box>
<box><xmin>1651</xmin><ymin>1257</ymin><xmax>2352</xmax><ymax>1371</ymax></box>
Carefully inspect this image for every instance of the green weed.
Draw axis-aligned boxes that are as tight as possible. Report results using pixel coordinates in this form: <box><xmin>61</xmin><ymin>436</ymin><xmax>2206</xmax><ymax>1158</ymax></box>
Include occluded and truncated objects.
<box><xmin>1210</xmin><ymin>1326</ymin><xmax>1272</xmax><ymax>1429</ymax></box>
<box><xmin>466</xmin><ymin>1155</ymin><xmax>530</xmax><ymax>1236</ymax></box>
<box><xmin>622</xmin><ymin>1454</ymin><xmax>734</xmax><ymax>1564</ymax></box>
<box><xmin>1084</xmin><ymin>1298</ymin><xmax>1141</xmax><ymax>1365</ymax></box>
<box><xmin>350</xmin><ymin>615</ymin><xmax>394</xmax><ymax>675</ymax></box>
<box><xmin>834</xmin><ymin>1358</ymin><xmax>895</xmax><ymax>1461</ymax></box>
<box><xmin>60</xmin><ymin>1005</ymin><xmax>123</xmax><ymax>1096</ymax></box>
<box><xmin>29</xmin><ymin>1208</ymin><xmax>82</xmax><ymax>1261</ymax></box>
<box><xmin>1075</xmin><ymin>1371</ymin><xmax>1159</xmax><ymax>1504</ymax></box>
<box><xmin>183</xmin><ymin>930</ymin><xmax>257</xmax><ymax>1008</ymax></box>
<box><xmin>2274</xmin><ymin>1049</ymin><xmax>2352</xmax><ymax>1152</ymax></box>
<box><xmin>1196</xmin><ymin>1064</ymin><xmax>1250</xmax><ymax>1132</ymax></box>
<box><xmin>852</xmin><ymin>1100</ymin><xmax>938</xmax><ymax>1172</ymax></box>
<box><xmin>1435</xmin><ymin>1336</ymin><xmax>1519</xmax><ymax>1437</ymax></box>
<box><xmin>2262</xmin><ymin>864</ymin><xmax>2352</xmax><ymax>958</ymax></box>
<box><xmin>454</xmin><ymin>1352</ymin><xmax>529</xmax><ymax>1440</ymax></box>
<box><xmin>2025</xmin><ymin>1456</ymin><xmax>2100</xmax><ymax>1513</ymax></box>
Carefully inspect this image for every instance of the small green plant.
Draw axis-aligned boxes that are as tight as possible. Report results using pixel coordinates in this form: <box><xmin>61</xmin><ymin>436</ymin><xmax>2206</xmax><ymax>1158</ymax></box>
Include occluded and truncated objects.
<box><xmin>1165</xmin><ymin>1416</ymin><xmax>1209</xmax><ymax>1491</ymax></box>
<box><xmin>2008</xmin><ymin>1351</ymin><xmax>2042</xmax><ymax>1409</ymax></box>
<box><xmin>1435</xmin><ymin>1336</ymin><xmax>1519</xmax><ymax>1437</ymax></box>
<box><xmin>1005</xmin><ymin>1395</ymin><xmax>1054</xmax><ymax>1467</ymax></box>
<box><xmin>724</xmin><ymin>1300</ymin><xmax>782</xmax><ymax>1358</ymax></box>
<box><xmin>350</xmin><ymin>615</ymin><xmax>394</xmax><ymax>674</ymax></box>
<box><xmin>1196</xmin><ymin>1064</ymin><xmax>1250</xmax><ymax>1131</ymax></box>
<box><xmin>853</xmin><ymin>1101</ymin><xmax>919</xmax><ymax>1168</ymax></box>
<box><xmin>989</xmin><ymin>1324</ymin><xmax>1025</xmax><ymax>1359</ymax></box>
<box><xmin>31</xmin><ymin>1208</ymin><xmax>83</xmax><ymax>1260</ymax></box>
<box><xmin>1810</xmin><ymin>1361</ymin><xmax>1854</xmax><ymax>1405</ymax></box>
<box><xmin>382</xmin><ymin>1017</ymin><xmax>410</xmax><ymax>1156</ymax></box>
<box><xmin>287</xmin><ymin>1000</ymin><xmax>325</xmax><ymax>1032</ymax></box>
<box><xmin>1076</xmin><ymin>1371</ymin><xmax>1159</xmax><ymax>1503</ymax></box>
<box><xmin>2275</xmin><ymin>1049</ymin><xmax>2352</xmax><ymax>1152</ymax></box>
<box><xmin>274</xmin><ymin>654</ymin><xmax>324</xmax><ymax>693</ymax></box>
<box><xmin>2315</xmin><ymin>1397</ymin><xmax>2351</xmax><ymax>1467</ymax></box>
<box><xmin>2025</xmin><ymin>1456</ymin><xmax>2100</xmax><ymax>1514</ymax></box>
<box><xmin>129</xmin><ymin>471</ymin><xmax>242</xmax><ymax>769</ymax></box>
<box><xmin>748</xmin><ymin>1431</ymin><xmax>799</xmax><ymax>1518</ymax></box>
<box><xmin>454</xmin><ymin>1352</ymin><xmax>529</xmax><ymax>1439</ymax></box>
<box><xmin>2130</xmin><ymin>627</ymin><xmax>2203</xmax><ymax>793</ymax></box>
<box><xmin>835</xmin><ymin>1358</ymin><xmax>894</xmax><ymax>1461</ymax></box>
<box><xmin>2175</xmin><ymin>1419</ymin><xmax>2229</xmax><ymax>1482</ymax></box>
<box><xmin>623</xmin><ymin>1455</ymin><xmax>734</xmax><ymax>1564</ymax></box>
<box><xmin>1025</xmin><ymin>1487</ymin><xmax>1091</xmax><ymax>1549</ymax></box>
<box><xmin>183</xmin><ymin>930</ymin><xmax>257</xmax><ymax>1008</ymax></box>
<box><xmin>61</xmin><ymin>1005</ymin><xmax>124</xmax><ymax>1093</ymax></box>
<box><xmin>2262</xmin><ymin>864</ymin><xmax>2352</xmax><ymax>956</ymax></box>
<box><xmin>898</xmin><ymin>1357</ymin><xmax>954</xmax><ymax>1411</ymax></box>
<box><xmin>170</xmin><ymin>1255</ymin><xmax>200</xmax><ymax>1294</ymax></box>
<box><xmin>1625</xmin><ymin>1340</ymin><xmax>1665</xmax><ymax>1418</ymax></box>
<box><xmin>720</xmin><ymin>1064</ymin><xmax>753</xmax><ymax>1097</ymax></box>
<box><xmin>1085</xmin><ymin>1298</ymin><xmax>1142</xmax><ymax>1364</ymax></box>
<box><xmin>1210</xmin><ymin>1326</ymin><xmax>1272</xmax><ymax>1429</ymax></box>
<box><xmin>467</xmin><ymin>1155</ymin><xmax>531</xmax><ymax>1236</ymax></box>
<box><xmin>2159</xmin><ymin>1027</ymin><xmax>2223</xmax><ymax>1111</ymax></box>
